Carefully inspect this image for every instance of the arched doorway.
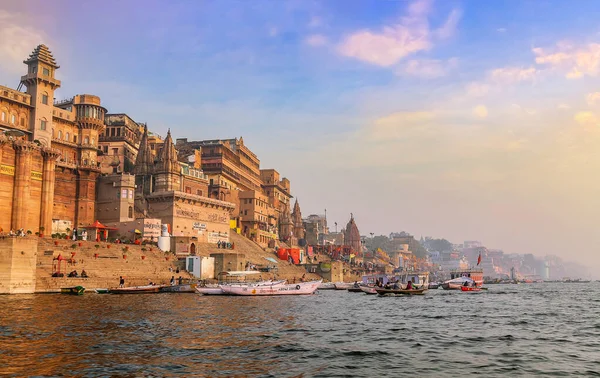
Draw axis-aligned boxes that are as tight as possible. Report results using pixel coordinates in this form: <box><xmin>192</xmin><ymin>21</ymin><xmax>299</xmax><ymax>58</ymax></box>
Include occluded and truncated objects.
<box><xmin>190</xmin><ymin>243</ymin><xmax>196</xmax><ymax>255</ymax></box>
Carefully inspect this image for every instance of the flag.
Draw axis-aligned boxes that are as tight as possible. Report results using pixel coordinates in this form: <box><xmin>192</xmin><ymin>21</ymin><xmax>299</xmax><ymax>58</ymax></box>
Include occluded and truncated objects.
<box><xmin>477</xmin><ymin>253</ymin><xmax>481</xmax><ymax>266</ymax></box>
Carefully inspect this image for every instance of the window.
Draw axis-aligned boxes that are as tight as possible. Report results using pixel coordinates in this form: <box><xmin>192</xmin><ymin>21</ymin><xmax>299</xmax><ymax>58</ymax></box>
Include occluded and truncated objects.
<box><xmin>112</xmin><ymin>148</ymin><xmax>118</xmax><ymax>155</ymax></box>
<box><xmin>185</xmin><ymin>187</ymin><xmax>191</xmax><ymax>194</ymax></box>
<box><xmin>73</xmin><ymin>135</ymin><xmax>77</xmax><ymax>143</ymax></box>
<box><xmin>122</xmin><ymin>189</ymin><xmax>128</xmax><ymax>199</ymax></box>
<box><xmin>103</xmin><ymin>146</ymin><xmax>108</xmax><ymax>153</ymax></box>
<box><xmin>91</xmin><ymin>137</ymin><xmax>95</xmax><ymax>146</ymax></box>
<box><xmin>20</xmin><ymin>118</ymin><xmax>25</xmax><ymax>126</ymax></box>
<box><xmin>196</xmin><ymin>189</ymin><xmax>203</xmax><ymax>196</ymax></box>
<box><xmin>65</xmin><ymin>132</ymin><xmax>69</xmax><ymax>141</ymax></box>
<box><xmin>43</xmin><ymin>67</ymin><xmax>50</xmax><ymax>76</ymax></box>
<box><xmin>58</xmin><ymin>130</ymin><xmax>62</xmax><ymax>139</ymax></box>
<box><xmin>128</xmin><ymin>206</ymin><xmax>133</xmax><ymax>219</ymax></box>
<box><xmin>1</xmin><ymin>112</ymin><xmax>5</xmax><ymax>122</ymax></box>
<box><xmin>10</xmin><ymin>114</ymin><xmax>15</xmax><ymax>124</ymax></box>
<box><xmin>42</xmin><ymin>94</ymin><xmax>48</xmax><ymax>105</ymax></box>
<box><xmin>129</xmin><ymin>190</ymin><xmax>133</xmax><ymax>199</ymax></box>
<box><xmin>84</xmin><ymin>137</ymin><xmax>89</xmax><ymax>144</ymax></box>
<box><xmin>40</xmin><ymin>120</ymin><xmax>47</xmax><ymax>130</ymax></box>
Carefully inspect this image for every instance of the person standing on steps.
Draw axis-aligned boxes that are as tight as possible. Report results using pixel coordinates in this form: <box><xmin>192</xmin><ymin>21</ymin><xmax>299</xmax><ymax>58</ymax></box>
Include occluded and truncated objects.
<box><xmin>119</xmin><ymin>276</ymin><xmax>125</xmax><ymax>288</ymax></box>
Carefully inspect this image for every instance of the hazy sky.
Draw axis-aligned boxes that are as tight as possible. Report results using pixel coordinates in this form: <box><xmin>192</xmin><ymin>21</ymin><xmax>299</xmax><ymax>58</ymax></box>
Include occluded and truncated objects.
<box><xmin>1</xmin><ymin>0</ymin><xmax>599</xmax><ymax>273</ymax></box>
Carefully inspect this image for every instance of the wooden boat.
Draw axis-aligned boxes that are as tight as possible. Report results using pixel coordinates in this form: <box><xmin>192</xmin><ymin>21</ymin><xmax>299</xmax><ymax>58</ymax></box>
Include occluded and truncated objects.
<box><xmin>317</xmin><ymin>282</ymin><xmax>336</xmax><ymax>290</ymax></box>
<box><xmin>160</xmin><ymin>284</ymin><xmax>197</xmax><ymax>293</ymax></box>
<box><xmin>220</xmin><ymin>280</ymin><xmax>322</xmax><ymax>296</ymax></box>
<box><xmin>375</xmin><ymin>287</ymin><xmax>428</xmax><ymax>296</ymax></box>
<box><xmin>94</xmin><ymin>288</ymin><xmax>110</xmax><ymax>294</ymax></box>
<box><xmin>196</xmin><ymin>286</ymin><xmax>226</xmax><ymax>295</ymax></box>
<box><xmin>359</xmin><ymin>285</ymin><xmax>378</xmax><ymax>295</ymax></box>
<box><xmin>110</xmin><ymin>285</ymin><xmax>162</xmax><ymax>294</ymax></box>
<box><xmin>61</xmin><ymin>286</ymin><xmax>85</xmax><ymax>295</ymax></box>
<box><xmin>334</xmin><ymin>282</ymin><xmax>352</xmax><ymax>290</ymax></box>
<box><xmin>460</xmin><ymin>286</ymin><xmax>482</xmax><ymax>292</ymax></box>
<box><xmin>348</xmin><ymin>283</ymin><xmax>363</xmax><ymax>292</ymax></box>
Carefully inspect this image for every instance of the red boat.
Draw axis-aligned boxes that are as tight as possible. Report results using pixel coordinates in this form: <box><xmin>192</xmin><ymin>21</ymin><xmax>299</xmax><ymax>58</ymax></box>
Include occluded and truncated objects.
<box><xmin>460</xmin><ymin>286</ymin><xmax>481</xmax><ymax>292</ymax></box>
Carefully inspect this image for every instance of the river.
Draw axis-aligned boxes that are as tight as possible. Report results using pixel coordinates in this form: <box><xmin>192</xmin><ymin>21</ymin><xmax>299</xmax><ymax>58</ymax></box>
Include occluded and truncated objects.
<box><xmin>1</xmin><ymin>282</ymin><xmax>599</xmax><ymax>377</ymax></box>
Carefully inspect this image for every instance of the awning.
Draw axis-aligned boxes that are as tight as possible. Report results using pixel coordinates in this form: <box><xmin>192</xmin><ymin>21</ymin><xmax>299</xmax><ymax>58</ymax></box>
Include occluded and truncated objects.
<box><xmin>134</xmin><ymin>229</ymin><xmax>142</xmax><ymax>234</ymax></box>
<box><xmin>82</xmin><ymin>220</ymin><xmax>117</xmax><ymax>230</ymax></box>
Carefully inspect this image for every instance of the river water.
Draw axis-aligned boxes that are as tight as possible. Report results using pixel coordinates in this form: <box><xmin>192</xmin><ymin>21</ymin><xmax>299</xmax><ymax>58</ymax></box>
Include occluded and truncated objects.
<box><xmin>1</xmin><ymin>283</ymin><xmax>599</xmax><ymax>377</ymax></box>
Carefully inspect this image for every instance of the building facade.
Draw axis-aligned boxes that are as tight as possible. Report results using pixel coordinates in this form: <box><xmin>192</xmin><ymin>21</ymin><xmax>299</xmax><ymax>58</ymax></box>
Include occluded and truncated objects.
<box><xmin>0</xmin><ymin>45</ymin><xmax>104</xmax><ymax>235</ymax></box>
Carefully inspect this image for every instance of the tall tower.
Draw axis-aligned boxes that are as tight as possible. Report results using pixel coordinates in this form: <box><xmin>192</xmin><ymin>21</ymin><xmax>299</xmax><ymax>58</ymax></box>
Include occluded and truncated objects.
<box><xmin>291</xmin><ymin>199</ymin><xmax>305</xmax><ymax>240</ymax></box>
<box><xmin>19</xmin><ymin>44</ymin><xmax>61</xmax><ymax>146</ymax></box>
<box><xmin>154</xmin><ymin>129</ymin><xmax>181</xmax><ymax>192</ymax></box>
<box><xmin>73</xmin><ymin>94</ymin><xmax>105</xmax><ymax>226</ymax></box>
<box><xmin>134</xmin><ymin>125</ymin><xmax>153</xmax><ymax>217</ymax></box>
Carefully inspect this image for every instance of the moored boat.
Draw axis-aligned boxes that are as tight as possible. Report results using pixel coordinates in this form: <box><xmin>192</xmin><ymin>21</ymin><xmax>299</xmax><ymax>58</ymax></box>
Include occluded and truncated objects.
<box><xmin>94</xmin><ymin>288</ymin><xmax>110</xmax><ymax>294</ymax></box>
<box><xmin>61</xmin><ymin>286</ymin><xmax>85</xmax><ymax>295</ymax></box>
<box><xmin>110</xmin><ymin>285</ymin><xmax>162</xmax><ymax>294</ymax></box>
<box><xmin>160</xmin><ymin>284</ymin><xmax>197</xmax><ymax>293</ymax></box>
<box><xmin>334</xmin><ymin>282</ymin><xmax>352</xmax><ymax>290</ymax></box>
<box><xmin>348</xmin><ymin>282</ymin><xmax>363</xmax><ymax>292</ymax></box>
<box><xmin>317</xmin><ymin>282</ymin><xmax>336</xmax><ymax>290</ymax></box>
<box><xmin>196</xmin><ymin>286</ymin><xmax>226</xmax><ymax>295</ymax></box>
<box><xmin>220</xmin><ymin>280</ymin><xmax>322</xmax><ymax>296</ymax></box>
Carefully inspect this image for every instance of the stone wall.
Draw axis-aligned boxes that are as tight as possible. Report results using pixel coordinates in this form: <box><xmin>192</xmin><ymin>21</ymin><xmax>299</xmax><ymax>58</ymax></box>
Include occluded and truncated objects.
<box><xmin>0</xmin><ymin>238</ymin><xmax>38</xmax><ymax>294</ymax></box>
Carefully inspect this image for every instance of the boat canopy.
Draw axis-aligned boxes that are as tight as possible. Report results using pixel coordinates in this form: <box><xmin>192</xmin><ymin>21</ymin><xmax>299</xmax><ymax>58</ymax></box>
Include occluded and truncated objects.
<box><xmin>445</xmin><ymin>276</ymin><xmax>474</xmax><ymax>284</ymax></box>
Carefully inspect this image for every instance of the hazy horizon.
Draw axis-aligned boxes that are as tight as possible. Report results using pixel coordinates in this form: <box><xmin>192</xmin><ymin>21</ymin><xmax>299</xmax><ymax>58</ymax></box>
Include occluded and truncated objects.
<box><xmin>1</xmin><ymin>0</ymin><xmax>598</xmax><ymax>277</ymax></box>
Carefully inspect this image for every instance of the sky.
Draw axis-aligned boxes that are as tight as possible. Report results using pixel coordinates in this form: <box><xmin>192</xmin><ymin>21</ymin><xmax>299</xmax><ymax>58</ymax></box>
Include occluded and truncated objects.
<box><xmin>1</xmin><ymin>0</ymin><xmax>600</xmax><ymax>275</ymax></box>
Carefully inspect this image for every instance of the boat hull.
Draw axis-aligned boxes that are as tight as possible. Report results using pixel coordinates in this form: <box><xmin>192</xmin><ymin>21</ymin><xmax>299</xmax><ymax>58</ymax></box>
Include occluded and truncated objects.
<box><xmin>196</xmin><ymin>287</ymin><xmax>225</xmax><ymax>295</ymax></box>
<box><xmin>347</xmin><ymin>287</ymin><xmax>363</xmax><ymax>292</ymax></box>
<box><xmin>220</xmin><ymin>280</ymin><xmax>322</xmax><ymax>296</ymax></box>
<box><xmin>110</xmin><ymin>285</ymin><xmax>161</xmax><ymax>294</ymax></box>
<box><xmin>460</xmin><ymin>286</ymin><xmax>482</xmax><ymax>292</ymax></box>
<box><xmin>317</xmin><ymin>282</ymin><xmax>336</xmax><ymax>290</ymax></box>
<box><xmin>160</xmin><ymin>284</ymin><xmax>197</xmax><ymax>293</ymax></box>
<box><xmin>334</xmin><ymin>282</ymin><xmax>352</xmax><ymax>290</ymax></box>
<box><xmin>61</xmin><ymin>286</ymin><xmax>85</xmax><ymax>295</ymax></box>
<box><xmin>94</xmin><ymin>288</ymin><xmax>110</xmax><ymax>294</ymax></box>
<box><xmin>359</xmin><ymin>286</ymin><xmax>378</xmax><ymax>295</ymax></box>
<box><xmin>375</xmin><ymin>288</ymin><xmax>428</xmax><ymax>296</ymax></box>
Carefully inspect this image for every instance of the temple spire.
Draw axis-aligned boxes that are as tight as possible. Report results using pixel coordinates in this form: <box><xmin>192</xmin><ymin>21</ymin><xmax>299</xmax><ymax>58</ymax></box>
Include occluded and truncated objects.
<box><xmin>156</xmin><ymin>129</ymin><xmax>179</xmax><ymax>173</ymax></box>
<box><xmin>134</xmin><ymin>124</ymin><xmax>152</xmax><ymax>175</ymax></box>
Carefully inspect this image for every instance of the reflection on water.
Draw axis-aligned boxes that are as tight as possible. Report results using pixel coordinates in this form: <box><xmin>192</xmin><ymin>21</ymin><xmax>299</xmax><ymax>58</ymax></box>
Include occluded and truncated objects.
<box><xmin>1</xmin><ymin>283</ymin><xmax>599</xmax><ymax>377</ymax></box>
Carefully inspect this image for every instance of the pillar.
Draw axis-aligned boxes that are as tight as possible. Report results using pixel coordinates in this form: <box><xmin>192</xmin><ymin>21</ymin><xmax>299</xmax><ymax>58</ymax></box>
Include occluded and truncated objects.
<box><xmin>11</xmin><ymin>142</ymin><xmax>34</xmax><ymax>231</ymax></box>
<box><xmin>39</xmin><ymin>148</ymin><xmax>60</xmax><ymax>236</ymax></box>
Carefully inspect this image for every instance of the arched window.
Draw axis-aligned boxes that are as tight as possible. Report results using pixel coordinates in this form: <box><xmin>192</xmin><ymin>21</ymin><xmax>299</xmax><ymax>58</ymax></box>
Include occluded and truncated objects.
<box><xmin>128</xmin><ymin>206</ymin><xmax>133</xmax><ymax>218</ymax></box>
<box><xmin>65</xmin><ymin>132</ymin><xmax>70</xmax><ymax>141</ymax></box>
<box><xmin>40</xmin><ymin>118</ymin><xmax>47</xmax><ymax>130</ymax></box>
<box><xmin>10</xmin><ymin>114</ymin><xmax>15</xmax><ymax>124</ymax></box>
<box><xmin>91</xmin><ymin>137</ymin><xmax>95</xmax><ymax>146</ymax></box>
<box><xmin>84</xmin><ymin>136</ymin><xmax>89</xmax><ymax>144</ymax></box>
<box><xmin>1</xmin><ymin>112</ymin><xmax>5</xmax><ymax>122</ymax></box>
<box><xmin>20</xmin><ymin>117</ymin><xmax>25</xmax><ymax>126</ymax></box>
<box><xmin>41</xmin><ymin>92</ymin><xmax>49</xmax><ymax>105</ymax></box>
<box><xmin>58</xmin><ymin>130</ymin><xmax>62</xmax><ymax>139</ymax></box>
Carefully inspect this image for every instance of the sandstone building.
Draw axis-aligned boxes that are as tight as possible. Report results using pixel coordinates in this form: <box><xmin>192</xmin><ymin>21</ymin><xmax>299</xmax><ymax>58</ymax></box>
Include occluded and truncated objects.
<box><xmin>0</xmin><ymin>45</ymin><xmax>104</xmax><ymax>235</ymax></box>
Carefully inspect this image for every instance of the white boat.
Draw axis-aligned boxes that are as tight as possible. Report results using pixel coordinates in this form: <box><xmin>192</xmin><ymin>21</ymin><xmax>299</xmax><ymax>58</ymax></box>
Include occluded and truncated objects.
<box><xmin>196</xmin><ymin>280</ymin><xmax>286</xmax><ymax>295</ymax></box>
<box><xmin>334</xmin><ymin>282</ymin><xmax>352</xmax><ymax>290</ymax></box>
<box><xmin>359</xmin><ymin>285</ymin><xmax>378</xmax><ymax>295</ymax></box>
<box><xmin>318</xmin><ymin>282</ymin><xmax>336</xmax><ymax>290</ymax></box>
<box><xmin>220</xmin><ymin>280</ymin><xmax>322</xmax><ymax>296</ymax></box>
<box><xmin>196</xmin><ymin>286</ymin><xmax>226</xmax><ymax>295</ymax></box>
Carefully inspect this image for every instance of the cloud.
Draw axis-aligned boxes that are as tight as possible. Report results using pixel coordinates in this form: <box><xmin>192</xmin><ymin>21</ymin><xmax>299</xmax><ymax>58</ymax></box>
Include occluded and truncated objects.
<box><xmin>0</xmin><ymin>10</ymin><xmax>47</xmax><ymax>74</ymax></box>
<box><xmin>337</xmin><ymin>0</ymin><xmax>459</xmax><ymax>67</ymax></box>
<box><xmin>396</xmin><ymin>57</ymin><xmax>458</xmax><ymax>78</ymax></box>
<box><xmin>466</xmin><ymin>82</ymin><xmax>490</xmax><ymax>97</ymax></box>
<box><xmin>490</xmin><ymin>67</ymin><xmax>538</xmax><ymax>83</ymax></box>
<box><xmin>587</xmin><ymin>92</ymin><xmax>600</xmax><ymax>106</ymax></box>
<box><xmin>473</xmin><ymin>105</ymin><xmax>488</xmax><ymax>118</ymax></box>
<box><xmin>367</xmin><ymin>111</ymin><xmax>436</xmax><ymax>141</ymax></box>
<box><xmin>534</xmin><ymin>42</ymin><xmax>600</xmax><ymax>79</ymax></box>
<box><xmin>496</xmin><ymin>28</ymin><xmax>507</xmax><ymax>33</ymax></box>
<box><xmin>304</xmin><ymin>34</ymin><xmax>328</xmax><ymax>47</ymax></box>
<box><xmin>557</xmin><ymin>103</ymin><xmax>571</xmax><ymax>110</ymax></box>
<box><xmin>435</xmin><ymin>9</ymin><xmax>462</xmax><ymax>39</ymax></box>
